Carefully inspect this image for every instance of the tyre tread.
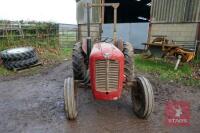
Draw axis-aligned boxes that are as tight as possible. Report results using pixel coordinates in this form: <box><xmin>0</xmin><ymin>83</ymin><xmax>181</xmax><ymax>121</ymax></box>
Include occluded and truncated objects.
<box><xmin>3</xmin><ymin>56</ymin><xmax>38</xmax><ymax>69</ymax></box>
<box><xmin>0</xmin><ymin>47</ymin><xmax>36</xmax><ymax>61</ymax></box>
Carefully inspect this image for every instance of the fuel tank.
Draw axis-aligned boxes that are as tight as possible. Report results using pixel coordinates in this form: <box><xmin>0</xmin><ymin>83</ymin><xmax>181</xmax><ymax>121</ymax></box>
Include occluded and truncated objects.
<box><xmin>89</xmin><ymin>42</ymin><xmax>124</xmax><ymax>100</ymax></box>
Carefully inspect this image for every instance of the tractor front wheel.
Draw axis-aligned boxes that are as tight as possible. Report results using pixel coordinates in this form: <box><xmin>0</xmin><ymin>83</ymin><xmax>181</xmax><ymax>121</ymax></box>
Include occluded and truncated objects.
<box><xmin>64</xmin><ymin>77</ymin><xmax>77</xmax><ymax>120</ymax></box>
<box><xmin>131</xmin><ymin>76</ymin><xmax>154</xmax><ymax>119</ymax></box>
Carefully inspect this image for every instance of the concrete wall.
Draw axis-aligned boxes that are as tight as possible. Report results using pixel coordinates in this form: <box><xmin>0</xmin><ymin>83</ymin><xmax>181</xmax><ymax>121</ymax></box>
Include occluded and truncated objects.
<box><xmin>150</xmin><ymin>23</ymin><xmax>198</xmax><ymax>43</ymax></box>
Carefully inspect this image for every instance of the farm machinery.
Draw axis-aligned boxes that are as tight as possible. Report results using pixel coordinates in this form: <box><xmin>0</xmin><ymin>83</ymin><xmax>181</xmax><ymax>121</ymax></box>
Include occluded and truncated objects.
<box><xmin>143</xmin><ymin>35</ymin><xmax>197</xmax><ymax>70</ymax></box>
<box><xmin>64</xmin><ymin>3</ymin><xmax>154</xmax><ymax>120</ymax></box>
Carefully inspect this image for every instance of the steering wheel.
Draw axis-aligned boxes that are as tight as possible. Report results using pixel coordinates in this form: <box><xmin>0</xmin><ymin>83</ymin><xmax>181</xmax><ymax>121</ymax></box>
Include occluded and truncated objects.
<box><xmin>101</xmin><ymin>37</ymin><xmax>113</xmax><ymax>43</ymax></box>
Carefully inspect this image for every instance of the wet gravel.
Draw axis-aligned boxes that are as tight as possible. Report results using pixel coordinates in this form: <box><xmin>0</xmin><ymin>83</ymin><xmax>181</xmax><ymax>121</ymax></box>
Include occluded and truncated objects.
<box><xmin>0</xmin><ymin>61</ymin><xmax>200</xmax><ymax>133</ymax></box>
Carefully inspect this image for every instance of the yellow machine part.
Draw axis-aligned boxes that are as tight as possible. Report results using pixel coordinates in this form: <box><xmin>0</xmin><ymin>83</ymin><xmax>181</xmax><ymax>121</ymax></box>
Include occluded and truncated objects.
<box><xmin>175</xmin><ymin>48</ymin><xmax>195</xmax><ymax>62</ymax></box>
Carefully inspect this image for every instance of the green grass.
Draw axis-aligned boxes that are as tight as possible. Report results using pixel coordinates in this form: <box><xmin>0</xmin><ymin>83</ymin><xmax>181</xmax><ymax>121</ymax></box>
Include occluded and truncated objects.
<box><xmin>60</xmin><ymin>47</ymin><xmax>72</xmax><ymax>58</ymax></box>
<box><xmin>0</xmin><ymin>36</ymin><xmax>59</xmax><ymax>51</ymax></box>
<box><xmin>0</xmin><ymin>66</ymin><xmax>13</xmax><ymax>76</ymax></box>
<box><xmin>39</xmin><ymin>47</ymin><xmax>72</xmax><ymax>61</ymax></box>
<box><xmin>0</xmin><ymin>21</ymin><xmax>74</xmax><ymax>77</ymax></box>
<box><xmin>135</xmin><ymin>55</ymin><xmax>200</xmax><ymax>87</ymax></box>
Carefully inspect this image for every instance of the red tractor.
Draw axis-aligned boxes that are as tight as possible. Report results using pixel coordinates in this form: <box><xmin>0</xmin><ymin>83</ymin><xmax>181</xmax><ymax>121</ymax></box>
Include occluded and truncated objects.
<box><xmin>64</xmin><ymin>3</ymin><xmax>154</xmax><ymax>120</ymax></box>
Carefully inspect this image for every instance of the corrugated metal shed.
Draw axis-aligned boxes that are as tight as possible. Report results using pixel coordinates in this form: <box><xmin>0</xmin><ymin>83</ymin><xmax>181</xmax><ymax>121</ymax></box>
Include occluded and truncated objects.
<box><xmin>77</xmin><ymin>0</ymin><xmax>101</xmax><ymax>24</ymax></box>
<box><xmin>151</xmin><ymin>0</ymin><xmax>200</xmax><ymax>23</ymax></box>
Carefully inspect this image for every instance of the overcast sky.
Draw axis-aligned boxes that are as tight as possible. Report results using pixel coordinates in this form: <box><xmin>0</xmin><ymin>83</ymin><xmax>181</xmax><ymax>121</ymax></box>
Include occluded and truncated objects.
<box><xmin>0</xmin><ymin>0</ymin><xmax>77</xmax><ymax>24</ymax></box>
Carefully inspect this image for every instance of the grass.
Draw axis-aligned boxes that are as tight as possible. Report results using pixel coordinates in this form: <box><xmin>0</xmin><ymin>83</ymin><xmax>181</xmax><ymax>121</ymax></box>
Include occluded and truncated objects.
<box><xmin>135</xmin><ymin>55</ymin><xmax>200</xmax><ymax>87</ymax></box>
<box><xmin>60</xmin><ymin>47</ymin><xmax>73</xmax><ymax>58</ymax></box>
<box><xmin>39</xmin><ymin>47</ymin><xmax>72</xmax><ymax>61</ymax></box>
<box><xmin>0</xmin><ymin>66</ymin><xmax>13</xmax><ymax>76</ymax></box>
<box><xmin>1</xmin><ymin>45</ymin><xmax>198</xmax><ymax>87</ymax></box>
<box><xmin>0</xmin><ymin>36</ymin><xmax>59</xmax><ymax>51</ymax></box>
<box><xmin>0</xmin><ymin>21</ymin><xmax>74</xmax><ymax>77</ymax></box>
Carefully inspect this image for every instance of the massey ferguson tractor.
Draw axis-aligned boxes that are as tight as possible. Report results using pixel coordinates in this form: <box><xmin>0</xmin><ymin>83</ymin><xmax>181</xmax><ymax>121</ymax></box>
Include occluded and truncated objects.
<box><xmin>64</xmin><ymin>3</ymin><xmax>154</xmax><ymax>120</ymax></box>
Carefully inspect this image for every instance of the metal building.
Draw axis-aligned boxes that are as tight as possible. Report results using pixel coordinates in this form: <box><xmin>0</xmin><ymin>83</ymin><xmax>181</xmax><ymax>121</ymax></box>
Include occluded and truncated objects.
<box><xmin>151</xmin><ymin>0</ymin><xmax>200</xmax><ymax>23</ymax></box>
<box><xmin>149</xmin><ymin>0</ymin><xmax>200</xmax><ymax>50</ymax></box>
<box><xmin>76</xmin><ymin>0</ymin><xmax>200</xmax><ymax>50</ymax></box>
<box><xmin>76</xmin><ymin>0</ymin><xmax>151</xmax><ymax>50</ymax></box>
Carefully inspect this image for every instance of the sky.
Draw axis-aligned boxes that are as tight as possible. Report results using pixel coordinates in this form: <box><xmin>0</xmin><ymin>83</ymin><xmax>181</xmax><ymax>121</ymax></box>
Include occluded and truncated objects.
<box><xmin>0</xmin><ymin>0</ymin><xmax>77</xmax><ymax>24</ymax></box>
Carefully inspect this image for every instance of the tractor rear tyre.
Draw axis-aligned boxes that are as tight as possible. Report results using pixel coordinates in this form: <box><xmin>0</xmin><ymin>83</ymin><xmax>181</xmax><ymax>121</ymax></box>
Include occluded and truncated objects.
<box><xmin>0</xmin><ymin>47</ymin><xmax>36</xmax><ymax>61</ymax></box>
<box><xmin>123</xmin><ymin>42</ymin><xmax>134</xmax><ymax>84</ymax></box>
<box><xmin>72</xmin><ymin>42</ymin><xmax>87</xmax><ymax>80</ymax></box>
<box><xmin>3</xmin><ymin>56</ymin><xmax>38</xmax><ymax>70</ymax></box>
<box><xmin>64</xmin><ymin>77</ymin><xmax>77</xmax><ymax>120</ymax></box>
<box><xmin>131</xmin><ymin>76</ymin><xmax>154</xmax><ymax>119</ymax></box>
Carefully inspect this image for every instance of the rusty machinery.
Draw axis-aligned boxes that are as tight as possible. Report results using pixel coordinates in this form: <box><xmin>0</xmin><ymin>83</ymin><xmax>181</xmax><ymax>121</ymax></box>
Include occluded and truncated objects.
<box><xmin>143</xmin><ymin>35</ymin><xmax>197</xmax><ymax>70</ymax></box>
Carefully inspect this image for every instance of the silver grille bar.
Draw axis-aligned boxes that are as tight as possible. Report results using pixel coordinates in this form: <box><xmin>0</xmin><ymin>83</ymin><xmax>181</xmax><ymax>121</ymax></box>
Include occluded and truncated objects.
<box><xmin>95</xmin><ymin>60</ymin><xmax>119</xmax><ymax>92</ymax></box>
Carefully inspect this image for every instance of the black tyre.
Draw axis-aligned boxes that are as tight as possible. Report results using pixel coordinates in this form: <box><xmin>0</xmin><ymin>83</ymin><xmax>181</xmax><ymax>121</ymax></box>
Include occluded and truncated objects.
<box><xmin>3</xmin><ymin>56</ymin><xmax>38</xmax><ymax>70</ymax></box>
<box><xmin>123</xmin><ymin>42</ymin><xmax>134</xmax><ymax>83</ymax></box>
<box><xmin>0</xmin><ymin>47</ymin><xmax>36</xmax><ymax>61</ymax></box>
<box><xmin>64</xmin><ymin>77</ymin><xmax>77</xmax><ymax>120</ymax></box>
<box><xmin>72</xmin><ymin>42</ymin><xmax>87</xmax><ymax>80</ymax></box>
<box><xmin>131</xmin><ymin>76</ymin><xmax>154</xmax><ymax>119</ymax></box>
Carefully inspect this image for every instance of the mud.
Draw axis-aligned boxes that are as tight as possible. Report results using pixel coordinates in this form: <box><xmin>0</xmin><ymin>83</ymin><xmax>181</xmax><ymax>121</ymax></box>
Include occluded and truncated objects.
<box><xmin>0</xmin><ymin>61</ymin><xmax>200</xmax><ymax>133</ymax></box>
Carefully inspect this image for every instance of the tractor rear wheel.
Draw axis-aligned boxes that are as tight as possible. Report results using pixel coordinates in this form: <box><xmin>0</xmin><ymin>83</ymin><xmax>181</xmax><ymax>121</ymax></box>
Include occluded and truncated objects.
<box><xmin>3</xmin><ymin>56</ymin><xmax>38</xmax><ymax>70</ymax></box>
<box><xmin>131</xmin><ymin>76</ymin><xmax>154</xmax><ymax>119</ymax></box>
<box><xmin>64</xmin><ymin>77</ymin><xmax>77</xmax><ymax>120</ymax></box>
<box><xmin>72</xmin><ymin>42</ymin><xmax>87</xmax><ymax>80</ymax></box>
<box><xmin>0</xmin><ymin>47</ymin><xmax>36</xmax><ymax>61</ymax></box>
<box><xmin>123</xmin><ymin>42</ymin><xmax>134</xmax><ymax>84</ymax></box>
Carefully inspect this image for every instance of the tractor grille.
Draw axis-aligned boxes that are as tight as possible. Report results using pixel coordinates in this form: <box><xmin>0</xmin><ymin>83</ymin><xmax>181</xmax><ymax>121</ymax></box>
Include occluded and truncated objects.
<box><xmin>95</xmin><ymin>60</ymin><xmax>119</xmax><ymax>92</ymax></box>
